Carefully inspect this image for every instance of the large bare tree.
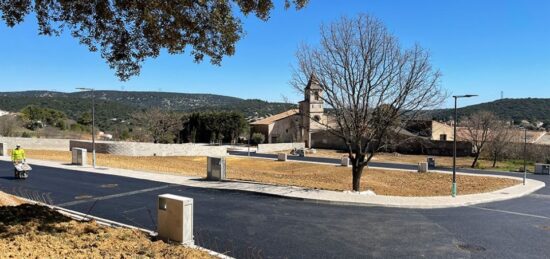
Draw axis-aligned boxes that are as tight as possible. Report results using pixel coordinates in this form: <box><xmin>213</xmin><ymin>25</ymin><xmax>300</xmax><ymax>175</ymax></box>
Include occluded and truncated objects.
<box><xmin>291</xmin><ymin>14</ymin><xmax>443</xmax><ymax>191</ymax></box>
<box><xmin>462</xmin><ymin>111</ymin><xmax>498</xmax><ymax>168</ymax></box>
<box><xmin>0</xmin><ymin>115</ymin><xmax>19</xmax><ymax>137</ymax></box>
<box><xmin>132</xmin><ymin>108</ymin><xmax>183</xmax><ymax>143</ymax></box>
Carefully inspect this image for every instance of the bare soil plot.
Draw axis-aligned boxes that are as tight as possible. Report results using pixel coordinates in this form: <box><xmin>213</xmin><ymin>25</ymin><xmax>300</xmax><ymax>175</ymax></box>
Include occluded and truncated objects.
<box><xmin>0</xmin><ymin>192</ymin><xmax>212</xmax><ymax>258</ymax></box>
<box><xmin>289</xmin><ymin>149</ymin><xmax>536</xmax><ymax>172</ymax></box>
<box><xmin>22</xmin><ymin>150</ymin><xmax>519</xmax><ymax>196</ymax></box>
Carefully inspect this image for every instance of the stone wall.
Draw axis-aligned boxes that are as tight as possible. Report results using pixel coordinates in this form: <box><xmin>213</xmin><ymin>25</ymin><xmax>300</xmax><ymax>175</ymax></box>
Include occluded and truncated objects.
<box><xmin>0</xmin><ymin>137</ymin><xmax>70</xmax><ymax>151</ymax></box>
<box><xmin>256</xmin><ymin>142</ymin><xmax>305</xmax><ymax>153</ymax></box>
<box><xmin>69</xmin><ymin>140</ymin><xmax>227</xmax><ymax>157</ymax></box>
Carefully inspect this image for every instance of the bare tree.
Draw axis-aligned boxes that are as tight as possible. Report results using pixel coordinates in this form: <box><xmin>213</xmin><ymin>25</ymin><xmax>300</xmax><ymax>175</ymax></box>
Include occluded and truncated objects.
<box><xmin>291</xmin><ymin>14</ymin><xmax>443</xmax><ymax>191</ymax></box>
<box><xmin>0</xmin><ymin>115</ymin><xmax>19</xmax><ymax>137</ymax></box>
<box><xmin>487</xmin><ymin>121</ymin><xmax>514</xmax><ymax>167</ymax></box>
<box><xmin>132</xmin><ymin>108</ymin><xmax>183</xmax><ymax>144</ymax></box>
<box><xmin>462</xmin><ymin>111</ymin><xmax>498</xmax><ymax>168</ymax></box>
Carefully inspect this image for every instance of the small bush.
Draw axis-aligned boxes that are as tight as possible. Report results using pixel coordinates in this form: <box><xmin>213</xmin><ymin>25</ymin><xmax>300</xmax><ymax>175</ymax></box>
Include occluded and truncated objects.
<box><xmin>251</xmin><ymin>133</ymin><xmax>265</xmax><ymax>145</ymax></box>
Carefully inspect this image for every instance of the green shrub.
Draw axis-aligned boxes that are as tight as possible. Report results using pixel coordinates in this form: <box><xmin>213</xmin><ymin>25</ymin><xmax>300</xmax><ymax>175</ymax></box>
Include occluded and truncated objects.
<box><xmin>251</xmin><ymin>133</ymin><xmax>265</xmax><ymax>145</ymax></box>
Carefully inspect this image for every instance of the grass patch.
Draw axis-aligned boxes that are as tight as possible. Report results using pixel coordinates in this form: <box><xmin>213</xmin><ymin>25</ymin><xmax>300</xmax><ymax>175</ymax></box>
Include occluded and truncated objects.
<box><xmin>23</xmin><ymin>150</ymin><xmax>520</xmax><ymax>196</ymax></box>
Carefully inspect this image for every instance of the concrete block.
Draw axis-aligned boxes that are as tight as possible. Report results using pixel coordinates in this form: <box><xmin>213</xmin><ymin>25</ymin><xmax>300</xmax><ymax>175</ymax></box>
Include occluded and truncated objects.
<box><xmin>0</xmin><ymin>142</ymin><xmax>7</xmax><ymax>157</ymax></box>
<box><xmin>71</xmin><ymin>148</ymin><xmax>87</xmax><ymax>166</ymax></box>
<box><xmin>418</xmin><ymin>162</ymin><xmax>428</xmax><ymax>173</ymax></box>
<box><xmin>535</xmin><ymin>163</ymin><xmax>550</xmax><ymax>175</ymax></box>
<box><xmin>427</xmin><ymin>157</ymin><xmax>436</xmax><ymax>169</ymax></box>
<box><xmin>277</xmin><ymin>153</ymin><xmax>287</xmax><ymax>161</ymax></box>
<box><xmin>157</xmin><ymin>194</ymin><xmax>194</xmax><ymax>245</ymax></box>
<box><xmin>341</xmin><ymin>157</ymin><xmax>350</xmax><ymax>167</ymax></box>
<box><xmin>207</xmin><ymin>156</ymin><xmax>226</xmax><ymax>180</ymax></box>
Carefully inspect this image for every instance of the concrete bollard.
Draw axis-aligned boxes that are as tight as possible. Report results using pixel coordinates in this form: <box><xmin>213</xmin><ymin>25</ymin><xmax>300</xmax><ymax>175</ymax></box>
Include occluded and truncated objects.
<box><xmin>71</xmin><ymin>148</ymin><xmax>88</xmax><ymax>166</ymax></box>
<box><xmin>418</xmin><ymin>162</ymin><xmax>428</xmax><ymax>173</ymax></box>
<box><xmin>341</xmin><ymin>156</ymin><xmax>350</xmax><ymax>167</ymax></box>
<box><xmin>427</xmin><ymin>157</ymin><xmax>436</xmax><ymax>170</ymax></box>
<box><xmin>277</xmin><ymin>153</ymin><xmax>287</xmax><ymax>161</ymax></box>
<box><xmin>157</xmin><ymin>194</ymin><xmax>194</xmax><ymax>245</ymax></box>
<box><xmin>535</xmin><ymin>163</ymin><xmax>550</xmax><ymax>175</ymax></box>
<box><xmin>0</xmin><ymin>142</ymin><xmax>7</xmax><ymax>157</ymax></box>
<box><xmin>207</xmin><ymin>156</ymin><xmax>226</xmax><ymax>180</ymax></box>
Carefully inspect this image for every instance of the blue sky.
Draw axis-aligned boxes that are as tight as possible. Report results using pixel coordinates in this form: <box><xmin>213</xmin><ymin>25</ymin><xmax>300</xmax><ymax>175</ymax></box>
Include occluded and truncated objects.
<box><xmin>0</xmin><ymin>0</ymin><xmax>548</xmax><ymax>108</ymax></box>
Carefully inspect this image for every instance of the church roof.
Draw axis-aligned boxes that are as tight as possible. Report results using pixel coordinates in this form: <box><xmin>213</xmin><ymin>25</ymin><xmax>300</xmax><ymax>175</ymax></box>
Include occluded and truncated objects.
<box><xmin>250</xmin><ymin>109</ymin><xmax>299</xmax><ymax>125</ymax></box>
<box><xmin>305</xmin><ymin>74</ymin><xmax>322</xmax><ymax>90</ymax></box>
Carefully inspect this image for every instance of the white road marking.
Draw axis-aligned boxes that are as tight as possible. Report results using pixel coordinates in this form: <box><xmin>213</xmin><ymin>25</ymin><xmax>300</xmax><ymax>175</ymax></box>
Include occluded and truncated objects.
<box><xmin>469</xmin><ymin>206</ymin><xmax>550</xmax><ymax>220</ymax></box>
<box><xmin>56</xmin><ymin>184</ymin><xmax>176</xmax><ymax>207</ymax></box>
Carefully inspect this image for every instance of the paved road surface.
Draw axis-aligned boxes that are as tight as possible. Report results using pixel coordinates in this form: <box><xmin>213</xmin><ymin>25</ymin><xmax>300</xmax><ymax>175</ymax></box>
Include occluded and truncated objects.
<box><xmin>1</xmin><ymin>160</ymin><xmax>549</xmax><ymax>258</ymax></box>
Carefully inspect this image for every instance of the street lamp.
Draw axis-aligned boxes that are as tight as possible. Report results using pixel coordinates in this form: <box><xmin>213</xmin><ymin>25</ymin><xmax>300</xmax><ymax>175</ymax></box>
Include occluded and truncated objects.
<box><xmin>519</xmin><ymin>126</ymin><xmax>527</xmax><ymax>185</ymax></box>
<box><xmin>76</xmin><ymin>87</ymin><xmax>96</xmax><ymax>168</ymax></box>
<box><xmin>452</xmin><ymin>94</ymin><xmax>478</xmax><ymax>197</ymax></box>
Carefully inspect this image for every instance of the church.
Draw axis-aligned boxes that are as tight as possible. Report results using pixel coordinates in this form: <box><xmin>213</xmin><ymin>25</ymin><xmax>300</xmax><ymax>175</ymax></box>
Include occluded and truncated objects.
<box><xmin>250</xmin><ymin>76</ymin><xmax>330</xmax><ymax>148</ymax></box>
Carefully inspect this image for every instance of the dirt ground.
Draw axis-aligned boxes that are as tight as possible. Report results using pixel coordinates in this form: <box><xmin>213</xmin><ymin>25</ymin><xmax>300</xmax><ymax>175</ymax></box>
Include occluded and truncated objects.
<box><xmin>281</xmin><ymin>149</ymin><xmax>536</xmax><ymax>172</ymax></box>
<box><xmin>0</xmin><ymin>192</ymin><xmax>212</xmax><ymax>258</ymax></box>
<box><xmin>22</xmin><ymin>150</ymin><xmax>519</xmax><ymax>196</ymax></box>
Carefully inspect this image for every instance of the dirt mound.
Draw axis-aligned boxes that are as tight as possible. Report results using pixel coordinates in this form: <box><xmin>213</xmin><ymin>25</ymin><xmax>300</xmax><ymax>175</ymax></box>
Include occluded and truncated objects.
<box><xmin>0</xmin><ymin>204</ymin><xmax>212</xmax><ymax>258</ymax></box>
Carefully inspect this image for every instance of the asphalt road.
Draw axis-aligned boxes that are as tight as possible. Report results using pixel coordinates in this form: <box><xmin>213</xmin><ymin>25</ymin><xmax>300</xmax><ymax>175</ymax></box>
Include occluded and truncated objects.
<box><xmin>1</xmin><ymin>159</ymin><xmax>549</xmax><ymax>258</ymax></box>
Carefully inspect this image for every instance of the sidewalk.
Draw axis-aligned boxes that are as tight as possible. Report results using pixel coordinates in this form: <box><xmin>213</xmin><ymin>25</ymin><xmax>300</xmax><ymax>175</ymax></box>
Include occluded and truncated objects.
<box><xmin>1</xmin><ymin>157</ymin><xmax>545</xmax><ymax>209</ymax></box>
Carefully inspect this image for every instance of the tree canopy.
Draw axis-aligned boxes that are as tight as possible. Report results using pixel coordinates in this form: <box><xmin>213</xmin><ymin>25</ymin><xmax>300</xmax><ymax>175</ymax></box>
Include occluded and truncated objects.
<box><xmin>0</xmin><ymin>0</ymin><xmax>308</xmax><ymax>80</ymax></box>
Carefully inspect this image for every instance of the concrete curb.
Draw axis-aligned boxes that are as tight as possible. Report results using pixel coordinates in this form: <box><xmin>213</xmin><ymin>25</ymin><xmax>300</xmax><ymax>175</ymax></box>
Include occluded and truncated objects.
<box><xmin>1</xmin><ymin>157</ymin><xmax>545</xmax><ymax>209</ymax></box>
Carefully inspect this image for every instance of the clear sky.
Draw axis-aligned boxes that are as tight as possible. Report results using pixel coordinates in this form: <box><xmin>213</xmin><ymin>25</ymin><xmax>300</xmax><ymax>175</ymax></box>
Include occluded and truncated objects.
<box><xmin>0</xmin><ymin>0</ymin><xmax>548</xmax><ymax>108</ymax></box>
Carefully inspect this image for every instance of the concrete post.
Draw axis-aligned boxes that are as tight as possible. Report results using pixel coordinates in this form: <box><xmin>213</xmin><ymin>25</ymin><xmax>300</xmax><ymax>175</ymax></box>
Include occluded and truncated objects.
<box><xmin>418</xmin><ymin>162</ymin><xmax>428</xmax><ymax>173</ymax></box>
<box><xmin>535</xmin><ymin>163</ymin><xmax>550</xmax><ymax>175</ymax></box>
<box><xmin>277</xmin><ymin>153</ymin><xmax>287</xmax><ymax>161</ymax></box>
<box><xmin>341</xmin><ymin>157</ymin><xmax>350</xmax><ymax>167</ymax></box>
<box><xmin>207</xmin><ymin>156</ymin><xmax>226</xmax><ymax>180</ymax></box>
<box><xmin>157</xmin><ymin>194</ymin><xmax>194</xmax><ymax>245</ymax></box>
<box><xmin>0</xmin><ymin>143</ymin><xmax>7</xmax><ymax>157</ymax></box>
<box><xmin>72</xmin><ymin>148</ymin><xmax>88</xmax><ymax>166</ymax></box>
<box><xmin>427</xmin><ymin>157</ymin><xmax>436</xmax><ymax>170</ymax></box>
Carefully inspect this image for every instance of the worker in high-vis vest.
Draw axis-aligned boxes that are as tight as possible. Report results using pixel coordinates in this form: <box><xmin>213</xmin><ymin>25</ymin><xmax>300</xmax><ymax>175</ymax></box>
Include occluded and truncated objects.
<box><xmin>11</xmin><ymin>144</ymin><xmax>26</xmax><ymax>164</ymax></box>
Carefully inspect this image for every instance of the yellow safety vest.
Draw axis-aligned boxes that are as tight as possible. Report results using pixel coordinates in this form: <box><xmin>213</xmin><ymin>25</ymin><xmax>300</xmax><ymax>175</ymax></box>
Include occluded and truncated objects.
<box><xmin>12</xmin><ymin>149</ymin><xmax>25</xmax><ymax>161</ymax></box>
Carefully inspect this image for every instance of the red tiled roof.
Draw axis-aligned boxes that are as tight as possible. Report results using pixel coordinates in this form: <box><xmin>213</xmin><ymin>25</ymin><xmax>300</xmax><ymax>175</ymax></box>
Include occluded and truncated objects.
<box><xmin>250</xmin><ymin>109</ymin><xmax>299</xmax><ymax>125</ymax></box>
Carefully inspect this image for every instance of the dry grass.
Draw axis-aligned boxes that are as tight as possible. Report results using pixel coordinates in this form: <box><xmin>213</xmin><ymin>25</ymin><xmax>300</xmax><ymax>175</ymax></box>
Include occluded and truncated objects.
<box><xmin>226</xmin><ymin>158</ymin><xmax>518</xmax><ymax>196</ymax></box>
<box><xmin>23</xmin><ymin>150</ymin><xmax>519</xmax><ymax>196</ymax></box>
<box><xmin>294</xmin><ymin>149</ymin><xmax>535</xmax><ymax>172</ymax></box>
<box><xmin>0</xmin><ymin>202</ymin><xmax>212</xmax><ymax>258</ymax></box>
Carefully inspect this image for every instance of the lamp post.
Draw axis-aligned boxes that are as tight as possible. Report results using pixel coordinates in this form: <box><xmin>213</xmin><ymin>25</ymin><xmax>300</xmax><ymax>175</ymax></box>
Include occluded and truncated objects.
<box><xmin>452</xmin><ymin>94</ymin><xmax>477</xmax><ymax>197</ymax></box>
<box><xmin>522</xmin><ymin>127</ymin><xmax>527</xmax><ymax>185</ymax></box>
<box><xmin>76</xmin><ymin>87</ymin><xmax>96</xmax><ymax>168</ymax></box>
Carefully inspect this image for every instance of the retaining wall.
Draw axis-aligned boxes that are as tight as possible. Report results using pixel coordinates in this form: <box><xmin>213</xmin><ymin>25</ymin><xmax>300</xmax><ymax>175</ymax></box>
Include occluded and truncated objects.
<box><xmin>70</xmin><ymin>140</ymin><xmax>227</xmax><ymax>157</ymax></box>
<box><xmin>0</xmin><ymin>137</ymin><xmax>70</xmax><ymax>151</ymax></box>
<box><xmin>257</xmin><ymin>142</ymin><xmax>305</xmax><ymax>153</ymax></box>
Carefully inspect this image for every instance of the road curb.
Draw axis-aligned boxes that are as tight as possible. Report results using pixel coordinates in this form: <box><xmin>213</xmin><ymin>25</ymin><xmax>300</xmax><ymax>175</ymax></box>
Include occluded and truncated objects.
<box><xmin>2</xmin><ymin>157</ymin><xmax>545</xmax><ymax>210</ymax></box>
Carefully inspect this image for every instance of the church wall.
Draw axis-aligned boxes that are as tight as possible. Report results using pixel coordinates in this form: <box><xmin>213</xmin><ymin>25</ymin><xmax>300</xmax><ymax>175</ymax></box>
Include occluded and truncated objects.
<box><xmin>268</xmin><ymin>115</ymin><xmax>301</xmax><ymax>143</ymax></box>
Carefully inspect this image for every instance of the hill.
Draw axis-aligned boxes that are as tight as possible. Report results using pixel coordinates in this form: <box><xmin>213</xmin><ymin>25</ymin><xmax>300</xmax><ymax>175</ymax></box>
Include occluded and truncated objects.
<box><xmin>429</xmin><ymin>98</ymin><xmax>550</xmax><ymax>123</ymax></box>
<box><xmin>0</xmin><ymin>91</ymin><xmax>294</xmax><ymax>130</ymax></box>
